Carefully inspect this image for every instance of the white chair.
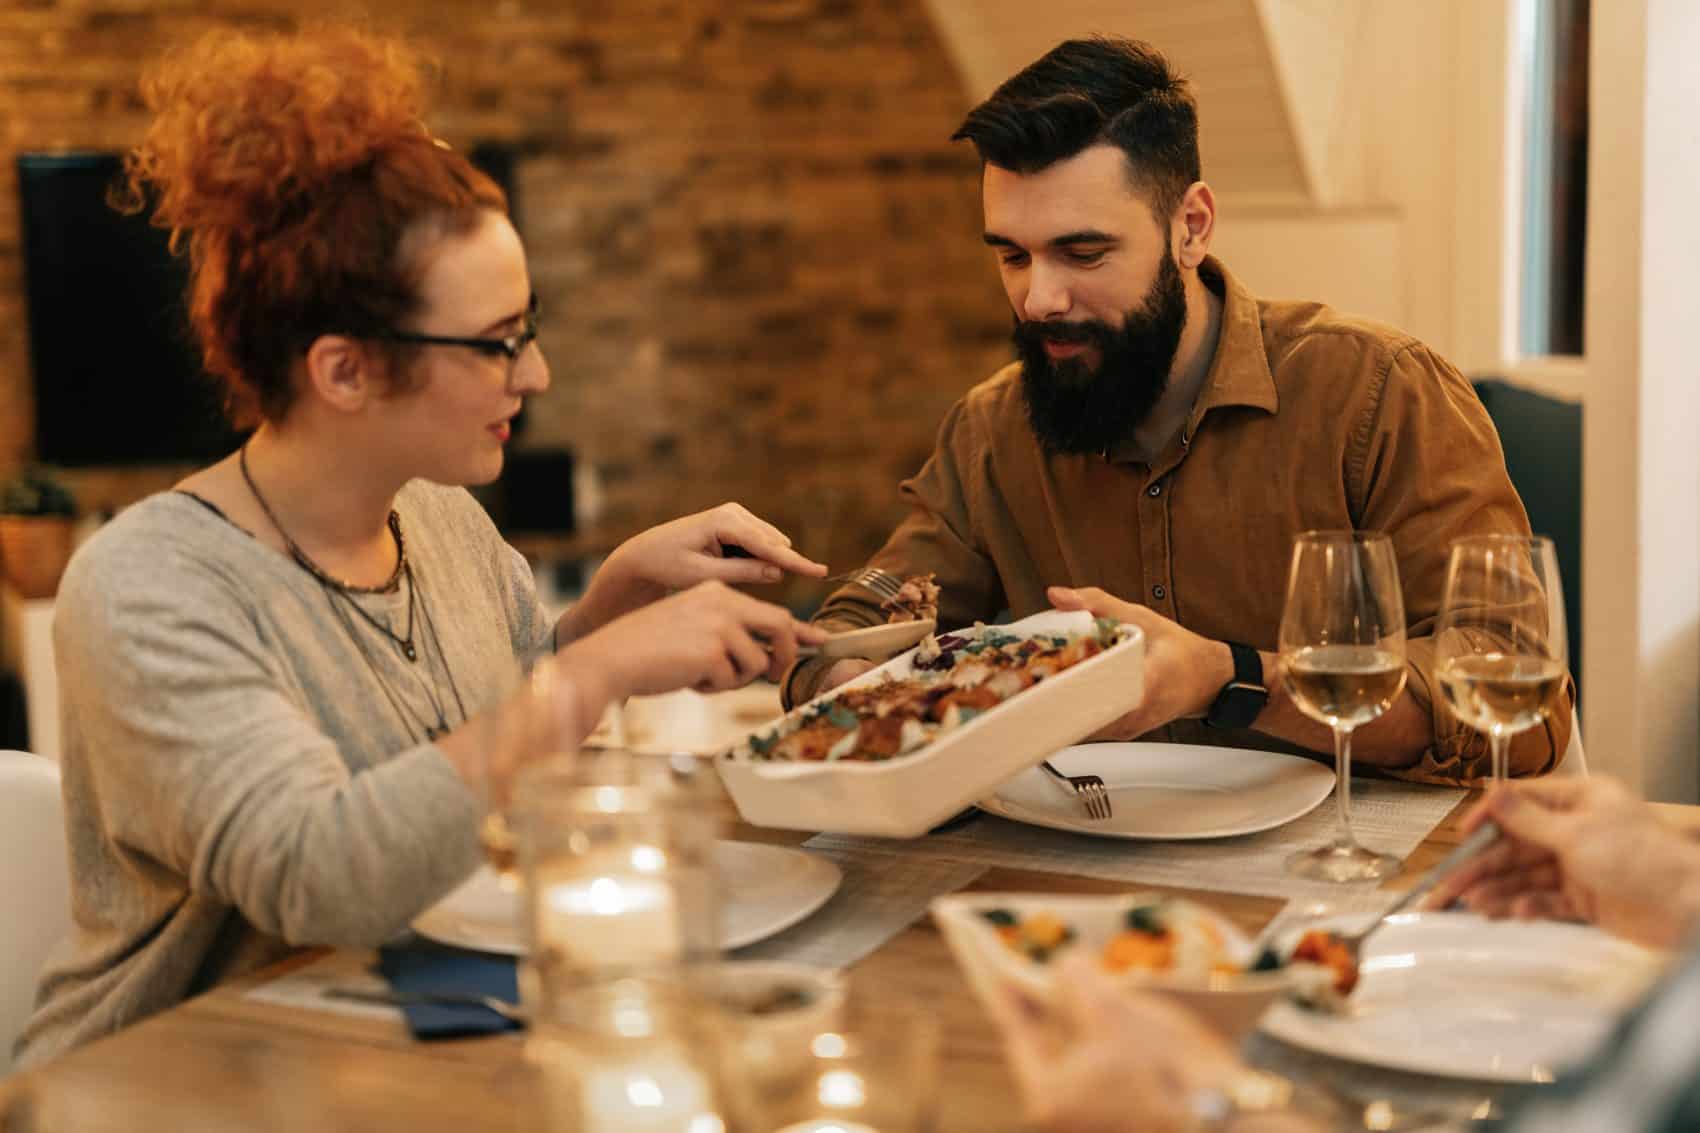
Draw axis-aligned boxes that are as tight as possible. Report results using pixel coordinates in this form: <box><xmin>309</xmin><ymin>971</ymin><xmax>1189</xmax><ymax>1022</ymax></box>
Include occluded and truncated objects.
<box><xmin>1554</xmin><ymin>706</ymin><xmax>1589</xmax><ymax>778</ymax></box>
<box><xmin>0</xmin><ymin>750</ymin><xmax>70</xmax><ymax>1074</ymax></box>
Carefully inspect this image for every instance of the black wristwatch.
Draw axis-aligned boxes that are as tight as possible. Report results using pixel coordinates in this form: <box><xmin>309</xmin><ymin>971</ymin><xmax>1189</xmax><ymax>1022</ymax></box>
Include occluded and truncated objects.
<box><xmin>1204</xmin><ymin>641</ymin><xmax>1268</xmax><ymax>729</ymax></box>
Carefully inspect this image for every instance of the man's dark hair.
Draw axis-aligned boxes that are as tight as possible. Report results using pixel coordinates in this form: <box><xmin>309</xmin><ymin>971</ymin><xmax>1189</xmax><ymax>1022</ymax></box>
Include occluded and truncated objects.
<box><xmin>952</xmin><ymin>36</ymin><xmax>1201</xmax><ymax>224</ymax></box>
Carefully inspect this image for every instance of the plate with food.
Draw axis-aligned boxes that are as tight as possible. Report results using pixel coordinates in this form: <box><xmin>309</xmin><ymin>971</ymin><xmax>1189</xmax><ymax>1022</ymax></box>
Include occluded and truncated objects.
<box><xmin>977</xmin><ymin>742</ymin><xmax>1336</xmax><ymax>840</ymax></box>
<box><xmin>718</xmin><ymin>609</ymin><xmax>1145</xmax><ymax>837</ymax></box>
<box><xmin>931</xmin><ymin>892</ymin><xmax>1339</xmax><ymax>1041</ymax></box>
<box><xmin>1260</xmin><ymin>912</ymin><xmax>1664</xmax><ymax>1082</ymax></box>
<box><xmin>412</xmin><ymin>841</ymin><xmax>842</xmax><ymax>955</ymax></box>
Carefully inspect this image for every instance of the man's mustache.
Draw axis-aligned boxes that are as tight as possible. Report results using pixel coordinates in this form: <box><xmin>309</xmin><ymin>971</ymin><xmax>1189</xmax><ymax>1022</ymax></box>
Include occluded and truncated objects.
<box><xmin>1019</xmin><ymin>320</ymin><xmax>1112</xmax><ymax>346</ymax></box>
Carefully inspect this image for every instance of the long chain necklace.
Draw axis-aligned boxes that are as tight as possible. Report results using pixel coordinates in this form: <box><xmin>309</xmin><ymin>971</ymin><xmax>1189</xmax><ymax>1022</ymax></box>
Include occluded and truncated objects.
<box><xmin>318</xmin><ymin>563</ymin><xmax>465</xmax><ymax>742</ymax></box>
<box><xmin>415</xmin><ymin>568</ymin><xmax>469</xmax><ymax>739</ymax></box>
<box><xmin>239</xmin><ymin>443</ymin><xmax>421</xmax><ymax>660</ymax></box>
<box><xmin>240</xmin><ymin>442</ymin><xmax>467</xmax><ymax>742</ymax></box>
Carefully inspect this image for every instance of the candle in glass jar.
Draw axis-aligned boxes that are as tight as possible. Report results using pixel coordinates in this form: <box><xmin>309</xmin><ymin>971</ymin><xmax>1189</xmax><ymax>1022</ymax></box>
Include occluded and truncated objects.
<box><xmin>539</xmin><ymin>872</ymin><xmax>681</xmax><ymax>968</ymax></box>
<box><xmin>578</xmin><ymin>1051</ymin><xmax>719</xmax><ymax>1133</ymax></box>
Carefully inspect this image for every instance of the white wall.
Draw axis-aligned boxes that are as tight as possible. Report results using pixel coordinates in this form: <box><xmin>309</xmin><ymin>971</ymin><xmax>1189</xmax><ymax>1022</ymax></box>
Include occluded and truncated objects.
<box><xmin>1579</xmin><ymin>0</ymin><xmax>1700</xmax><ymax>800</ymax></box>
<box><xmin>1209</xmin><ymin>208</ymin><xmax>1404</xmax><ymax>329</ymax></box>
<box><xmin>1271</xmin><ymin>1</ymin><xmax>1462</xmax><ymax>352</ymax></box>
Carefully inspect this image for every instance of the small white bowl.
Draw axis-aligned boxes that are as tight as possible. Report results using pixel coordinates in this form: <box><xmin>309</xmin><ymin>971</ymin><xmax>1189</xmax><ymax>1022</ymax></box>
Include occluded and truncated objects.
<box><xmin>932</xmin><ymin>892</ymin><xmax>1298</xmax><ymax>1041</ymax></box>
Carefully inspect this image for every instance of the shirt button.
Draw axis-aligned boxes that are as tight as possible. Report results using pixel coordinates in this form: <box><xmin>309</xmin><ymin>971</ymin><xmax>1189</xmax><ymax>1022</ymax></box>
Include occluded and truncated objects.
<box><xmin>1147</xmin><ymin>483</ymin><xmax>1163</xmax><ymax>497</ymax></box>
<box><xmin>1152</xmin><ymin>584</ymin><xmax>1167</xmax><ymax>600</ymax></box>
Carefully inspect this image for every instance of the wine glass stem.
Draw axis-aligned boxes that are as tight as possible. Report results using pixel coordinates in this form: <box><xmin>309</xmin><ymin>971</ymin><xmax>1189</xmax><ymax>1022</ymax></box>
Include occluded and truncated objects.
<box><xmin>1490</xmin><ymin>731</ymin><xmax>1511</xmax><ymax>784</ymax></box>
<box><xmin>1332</xmin><ymin>724</ymin><xmax>1361</xmax><ymax>852</ymax></box>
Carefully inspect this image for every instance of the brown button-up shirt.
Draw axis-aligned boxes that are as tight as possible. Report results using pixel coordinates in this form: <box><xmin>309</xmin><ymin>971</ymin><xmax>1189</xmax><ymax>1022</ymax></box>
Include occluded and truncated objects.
<box><xmin>789</xmin><ymin>257</ymin><xmax>1570</xmax><ymax>783</ymax></box>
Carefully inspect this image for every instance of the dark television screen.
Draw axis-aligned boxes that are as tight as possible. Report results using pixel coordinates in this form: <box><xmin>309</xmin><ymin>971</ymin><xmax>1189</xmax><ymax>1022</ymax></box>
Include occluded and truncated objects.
<box><xmin>18</xmin><ymin>152</ymin><xmax>240</xmax><ymax>465</ymax></box>
<box><xmin>18</xmin><ymin>145</ymin><xmax>519</xmax><ymax>467</ymax></box>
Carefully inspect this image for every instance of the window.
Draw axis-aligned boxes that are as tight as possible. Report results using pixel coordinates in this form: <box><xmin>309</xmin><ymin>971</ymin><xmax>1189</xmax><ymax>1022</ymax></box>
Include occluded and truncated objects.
<box><xmin>1513</xmin><ymin>0</ymin><xmax>1589</xmax><ymax>358</ymax></box>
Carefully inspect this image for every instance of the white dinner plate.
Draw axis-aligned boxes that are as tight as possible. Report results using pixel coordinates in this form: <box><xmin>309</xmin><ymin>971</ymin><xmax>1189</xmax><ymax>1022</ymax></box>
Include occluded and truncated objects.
<box><xmin>617</xmin><ymin>686</ymin><xmax>786</xmax><ymax>755</ymax></box>
<box><xmin>1261</xmin><ymin>913</ymin><xmax>1664</xmax><ymax>1082</ymax></box>
<box><xmin>413</xmin><ymin>841</ymin><xmax>842</xmax><ymax>954</ymax></box>
<box><xmin>977</xmin><ymin>743</ymin><xmax>1336</xmax><ymax>840</ymax></box>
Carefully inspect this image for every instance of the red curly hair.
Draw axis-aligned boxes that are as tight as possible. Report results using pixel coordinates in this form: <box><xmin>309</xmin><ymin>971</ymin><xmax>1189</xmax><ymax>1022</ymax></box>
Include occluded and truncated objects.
<box><xmin>119</xmin><ymin>26</ymin><xmax>506</xmax><ymax>426</ymax></box>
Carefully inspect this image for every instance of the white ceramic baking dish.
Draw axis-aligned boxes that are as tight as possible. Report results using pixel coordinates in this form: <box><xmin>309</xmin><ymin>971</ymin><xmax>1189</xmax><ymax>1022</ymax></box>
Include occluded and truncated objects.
<box><xmin>716</xmin><ymin>609</ymin><xmax>1145</xmax><ymax>838</ymax></box>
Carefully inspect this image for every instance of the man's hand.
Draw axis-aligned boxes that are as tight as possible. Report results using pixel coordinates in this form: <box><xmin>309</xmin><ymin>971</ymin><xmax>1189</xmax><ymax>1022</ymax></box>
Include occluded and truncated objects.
<box><xmin>1048</xmin><ymin>586</ymin><xmax>1234</xmax><ymax>741</ymax></box>
<box><xmin>818</xmin><ymin>658</ymin><xmax>877</xmax><ymax>694</ymax></box>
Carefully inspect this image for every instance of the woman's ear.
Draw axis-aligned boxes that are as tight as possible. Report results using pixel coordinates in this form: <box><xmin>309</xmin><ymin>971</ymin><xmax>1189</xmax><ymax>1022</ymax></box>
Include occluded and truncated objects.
<box><xmin>303</xmin><ymin>334</ymin><xmax>378</xmax><ymax>412</ymax></box>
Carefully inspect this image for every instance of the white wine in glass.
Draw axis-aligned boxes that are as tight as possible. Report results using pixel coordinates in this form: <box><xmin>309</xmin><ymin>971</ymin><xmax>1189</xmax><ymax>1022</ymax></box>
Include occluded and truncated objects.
<box><xmin>1434</xmin><ymin>535</ymin><xmax>1568</xmax><ymax>782</ymax></box>
<box><xmin>1285</xmin><ymin>645</ymin><xmax>1407</xmax><ymax>727</ymax></box>
<box><xmin>1280</xmin><ymin>531</ymin><xmax>1407</xmax><ymax>883</ymax></box>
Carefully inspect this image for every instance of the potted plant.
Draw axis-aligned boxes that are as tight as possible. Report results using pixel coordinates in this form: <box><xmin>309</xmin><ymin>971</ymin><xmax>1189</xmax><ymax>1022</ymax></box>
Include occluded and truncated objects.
<box><xmin>0</xmin><ymin>466</ymin><xmax>78</xmax><ymax>599</ymax></box>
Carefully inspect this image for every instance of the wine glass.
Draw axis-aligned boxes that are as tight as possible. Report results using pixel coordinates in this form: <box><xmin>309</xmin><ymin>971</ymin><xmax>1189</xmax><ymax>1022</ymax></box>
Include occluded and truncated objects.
<box><xmin>476</xmin><ymin>655</ymin><xmax>576</xmax><ymax>891</ymax></box>
<box><xmin>1280</xmin><ymin>531</ymin><xmax>1408</xmax><ymax>883</ymax></box>
<box><xmin>1434</xmin><ymin>535</ymin><xmax>1568</xmax><ymax>783</ymax></box>
<box><xmin>480</xmin><ymin>658</ymin><xmax>637</xmax><ymax>888</ymax></box>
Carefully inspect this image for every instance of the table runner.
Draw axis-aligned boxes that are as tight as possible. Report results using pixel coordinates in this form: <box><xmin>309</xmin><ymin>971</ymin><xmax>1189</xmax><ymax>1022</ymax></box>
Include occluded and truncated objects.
<box><xmin>249</xmin><ymin>845</ymin><xmax>986</xmax><ymax>1021</ymax></box>
<box><xmin>806</xmin><ymin>780</ymin><xmax>1465</xmax><ymax>905</ymax></box>
<box><xmin>244</xmin><ymin>950</ymin><xmax>395</xmax><ymax>1021</ymax></box>
<box><xmin>730</xmin><ymin>844</ymin><xmax>987</xmax><ymax>968</ymax></box>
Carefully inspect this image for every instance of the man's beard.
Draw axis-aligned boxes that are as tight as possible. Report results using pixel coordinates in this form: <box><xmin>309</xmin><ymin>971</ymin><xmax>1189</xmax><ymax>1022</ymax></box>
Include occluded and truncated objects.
<box><xmin>1015</xmin><ymin>249</ymin><xmax>1188</xmax><ymax>456</ymax></box>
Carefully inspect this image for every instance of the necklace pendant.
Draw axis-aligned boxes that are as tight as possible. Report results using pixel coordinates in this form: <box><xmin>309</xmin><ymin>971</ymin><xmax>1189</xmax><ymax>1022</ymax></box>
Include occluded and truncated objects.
<box><xmin>426</xmin><ymin>723</ymin><xmax>447</xmax><ymax>741</ymax></box>
<box><xmin>403</xmin><ymin>641</ymin><xmax>418</xmax><ymax>662</ymax></box>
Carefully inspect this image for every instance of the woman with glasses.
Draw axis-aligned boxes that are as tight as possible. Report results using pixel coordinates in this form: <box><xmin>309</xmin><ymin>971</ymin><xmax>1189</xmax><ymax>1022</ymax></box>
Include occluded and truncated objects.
<box><xmin>15</xmin><ymin>26</ymin><xmax>825</xmax><ymax>1065</ymax></box>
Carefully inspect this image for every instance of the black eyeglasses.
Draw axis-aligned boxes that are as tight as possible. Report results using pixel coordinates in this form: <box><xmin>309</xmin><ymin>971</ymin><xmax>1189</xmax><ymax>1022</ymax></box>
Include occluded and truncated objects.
<box><xmin>373</xmin><ymin>295</ymin><xmax>540</xmax><ymax>361</ymax></box>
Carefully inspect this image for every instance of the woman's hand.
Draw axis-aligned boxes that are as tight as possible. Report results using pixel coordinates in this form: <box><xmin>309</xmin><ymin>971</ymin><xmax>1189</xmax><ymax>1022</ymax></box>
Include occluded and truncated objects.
<box><xmin>441</xmin><ymin>586</ymin><xmax>821</xmax><ymax>809</ymax></box>
<box><xmin>564</xmin><ymin>504</ymin><xmax>827</xmax><ymax>640</ymax></box>
<box><xmin>1425</xmin><ymin>777</ymin><xmax>1700</xmax><ymax>949</ymax></box>
<box><xmin>563</xmin><ymin>580</ymin><xmax>826</xmax><ymax>701</ymax></box>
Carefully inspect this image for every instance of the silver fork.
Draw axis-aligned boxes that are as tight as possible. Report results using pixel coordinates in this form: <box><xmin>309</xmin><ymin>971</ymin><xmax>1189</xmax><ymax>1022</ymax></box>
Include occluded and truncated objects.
<box><xmin>1039</xmin><ymin>759</ymin><xmax>1113</xmax><ymax>820</ymax></box>
<box><xmin>322</xmin><ymin>986</ymin><xmax>527</xmax><ymax>1024</ymax></box>
<box><xmin>828</xmin><ymin>566</ymin><xmax>903</xmax><ymax>602</ymax></box>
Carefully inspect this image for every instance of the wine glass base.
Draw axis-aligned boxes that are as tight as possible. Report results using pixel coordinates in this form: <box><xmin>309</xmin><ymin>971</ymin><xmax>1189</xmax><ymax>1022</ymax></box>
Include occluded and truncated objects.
<box><xmin>1285</xmin><ymin>844</ymin><xmax>1401</xmax><ymax>884</ymax></box>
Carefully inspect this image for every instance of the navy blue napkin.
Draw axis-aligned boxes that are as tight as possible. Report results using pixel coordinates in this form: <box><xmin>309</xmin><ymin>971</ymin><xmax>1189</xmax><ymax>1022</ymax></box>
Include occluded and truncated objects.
<box><xmin>376</xmin><ymin>940</ymin><xmax>522</xmax><ymax>1039</ymax></box>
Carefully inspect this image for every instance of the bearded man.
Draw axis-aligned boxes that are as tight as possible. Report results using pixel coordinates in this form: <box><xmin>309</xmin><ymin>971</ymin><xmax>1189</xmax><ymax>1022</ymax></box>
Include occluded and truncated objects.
<box><xmin>785</xmin><ymin>36</ymin><xmax>1570</xmax><ymax>783</ymax></box>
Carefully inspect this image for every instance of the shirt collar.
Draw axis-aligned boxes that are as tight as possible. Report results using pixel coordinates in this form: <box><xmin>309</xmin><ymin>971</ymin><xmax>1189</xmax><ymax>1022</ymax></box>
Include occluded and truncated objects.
<box><xmin>1104</xmin><ymin>255</ymin><xmax>1279</xmax><ymax>463</ymax></box>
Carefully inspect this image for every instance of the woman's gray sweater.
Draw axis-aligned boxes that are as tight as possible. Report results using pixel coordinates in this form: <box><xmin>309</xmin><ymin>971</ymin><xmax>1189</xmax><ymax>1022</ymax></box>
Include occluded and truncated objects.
<box><xmin>15</xmin><ymin>481</ymin><xmax>554</xmax><ymax>1066</ymax></box>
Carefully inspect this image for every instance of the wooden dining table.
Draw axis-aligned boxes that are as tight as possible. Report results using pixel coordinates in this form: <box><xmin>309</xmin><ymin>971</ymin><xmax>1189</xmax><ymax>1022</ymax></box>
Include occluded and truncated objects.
<box><xmin>3</xmin><ymin>790</ymin><xmax>1689</xmax><ymax>1133</ymax></box>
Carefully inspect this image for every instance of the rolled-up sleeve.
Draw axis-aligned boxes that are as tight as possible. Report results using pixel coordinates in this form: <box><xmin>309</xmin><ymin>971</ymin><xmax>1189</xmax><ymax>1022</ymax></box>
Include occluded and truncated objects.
<box><xmin>782</xmin><ymin>398</ymin><xmax>1004</xmax><ymax>708</ymax></box>
<box><xmin>1348</xmin><ymin>345</ymin><xmax>1572</xmax><ymax>781</ymax></box>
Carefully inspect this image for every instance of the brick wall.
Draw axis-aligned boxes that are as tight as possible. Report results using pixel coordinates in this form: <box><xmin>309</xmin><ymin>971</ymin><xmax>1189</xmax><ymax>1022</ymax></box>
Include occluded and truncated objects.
<box><xmin>0</xmin><ymin>0</ymin><xmax>1013</xmax><ymax>598</ymax></box>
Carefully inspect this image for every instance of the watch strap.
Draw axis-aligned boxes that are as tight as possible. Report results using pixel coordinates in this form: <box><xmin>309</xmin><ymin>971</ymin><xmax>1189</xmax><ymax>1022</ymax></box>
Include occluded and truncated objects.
<box><xmin>1205</xmin><ymin>641</ymin><xmax>1268</xmax><ymax>729</ymax></box>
